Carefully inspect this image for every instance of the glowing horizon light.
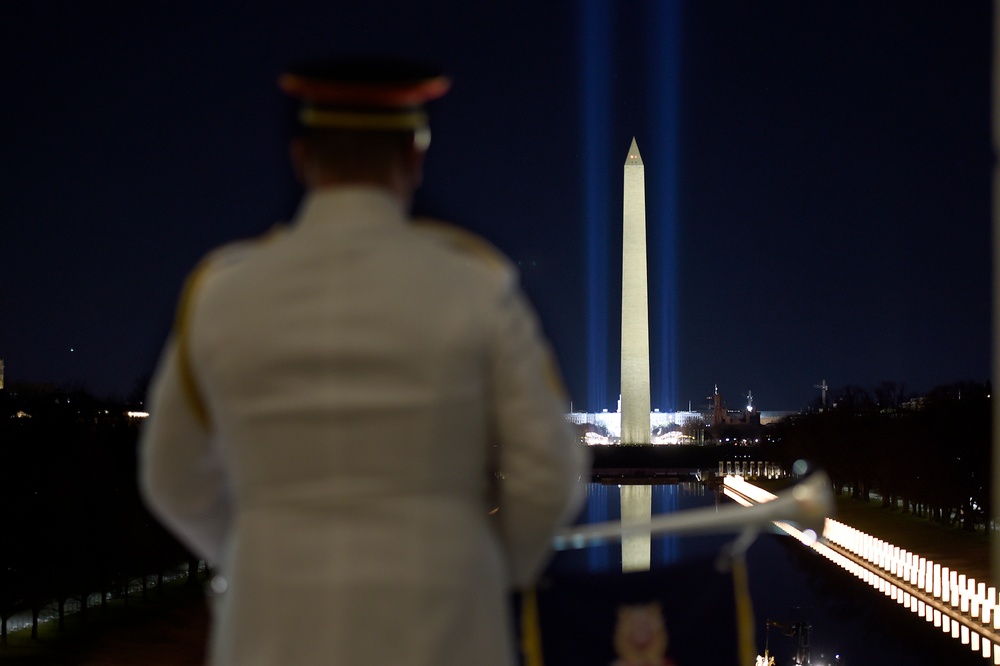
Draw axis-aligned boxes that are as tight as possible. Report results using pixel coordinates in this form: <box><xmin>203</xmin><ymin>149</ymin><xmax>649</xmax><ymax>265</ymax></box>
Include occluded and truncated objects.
<box><xmin>650</xmin><ymin>430</ymin><xmax>690</xmax><ymax>445</ymax></box>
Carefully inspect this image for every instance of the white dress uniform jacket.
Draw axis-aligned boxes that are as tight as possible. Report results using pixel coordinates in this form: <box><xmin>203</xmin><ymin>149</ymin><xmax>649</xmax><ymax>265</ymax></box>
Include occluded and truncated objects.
<box><xmin>139</xmin><ymin>187</ymin><xmax>588</xmax><ymax>666</ymax></box>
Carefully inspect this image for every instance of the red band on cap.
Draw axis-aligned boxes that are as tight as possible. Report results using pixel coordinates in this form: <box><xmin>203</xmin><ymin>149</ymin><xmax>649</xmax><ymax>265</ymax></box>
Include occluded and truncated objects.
<box><xmin>279</xmin><ymin>74</ymin><xmax>451</xmax><ymax>108</ymax></box>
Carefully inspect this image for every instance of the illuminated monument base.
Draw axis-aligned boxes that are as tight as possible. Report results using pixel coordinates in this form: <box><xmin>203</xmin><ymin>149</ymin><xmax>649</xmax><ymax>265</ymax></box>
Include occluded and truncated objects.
<box><xmin>567</xmin><ymin>402</ymin><xmax>702</xmax><ymax>445</ymax></box>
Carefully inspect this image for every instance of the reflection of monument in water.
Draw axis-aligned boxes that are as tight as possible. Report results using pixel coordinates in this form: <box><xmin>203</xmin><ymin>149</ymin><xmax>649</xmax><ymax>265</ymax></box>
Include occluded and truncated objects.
<box><xmin>575</xmin><ymin>482</ymin><xmax>712</xmax><ymax>573</ymax></box>
<box><xmin>620</xmin><ymin>484</ymin><xmax>652</xmax><ymax>571</ymax></box>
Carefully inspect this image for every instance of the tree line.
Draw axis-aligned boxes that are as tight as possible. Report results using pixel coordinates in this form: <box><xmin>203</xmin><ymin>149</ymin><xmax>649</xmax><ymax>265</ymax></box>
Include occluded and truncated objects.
<box><xmin>0</xmin><ymin>385</ymin><xmax>196</xmax><ymax>643</ymax></box>
<box><xmin>766</xmin><ymin>381</ymin><xmax>992</xmax><ymax>532</ymax></box>
<box><xmin>0</xmin><ymin>379</ymin><xmax>992</xmax><ymax>642</ymax></box>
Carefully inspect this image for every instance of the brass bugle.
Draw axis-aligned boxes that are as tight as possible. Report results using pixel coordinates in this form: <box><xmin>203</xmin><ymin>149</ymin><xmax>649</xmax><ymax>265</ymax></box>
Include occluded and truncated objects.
<box><xmin>552</xmin><ymin>471</ymin><xmax>834</xmax><ymax>551</ymax></box>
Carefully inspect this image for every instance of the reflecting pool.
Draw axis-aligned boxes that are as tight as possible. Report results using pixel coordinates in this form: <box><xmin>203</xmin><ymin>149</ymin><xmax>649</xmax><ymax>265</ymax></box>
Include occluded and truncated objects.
<box><xmin>541</xmin><ymin>481</ymin><xmax>987</xmax><ymax>666</ymax></box>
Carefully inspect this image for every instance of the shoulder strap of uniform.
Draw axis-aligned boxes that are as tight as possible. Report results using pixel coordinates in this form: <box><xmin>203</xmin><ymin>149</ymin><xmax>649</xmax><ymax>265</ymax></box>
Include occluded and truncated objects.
<box><xmin>174</xmin><ymin>257</ymin><xmax>214</xmax><ymax>430</ymax></box>
<box><xmin>171</xmin><ymin>225</ymin><xmax>287</xmax><ymax>430</ymax></box>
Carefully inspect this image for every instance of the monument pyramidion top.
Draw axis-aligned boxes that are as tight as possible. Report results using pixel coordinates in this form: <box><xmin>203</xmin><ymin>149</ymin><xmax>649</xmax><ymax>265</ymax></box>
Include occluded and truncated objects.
<box><xmin>625</xmin><ymin>137</ymin><xmax>643</xmax><ymax>166</ymax></box>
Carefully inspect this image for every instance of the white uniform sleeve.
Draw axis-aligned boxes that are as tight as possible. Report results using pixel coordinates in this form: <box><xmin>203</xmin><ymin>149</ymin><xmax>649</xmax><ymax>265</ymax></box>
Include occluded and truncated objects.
<box><xmin>489</xmin><ymin>287</ymin><xmax>589</xmax><ymax>588</ymax></box>
<box><xmin>138</xmin><ymin>339</ymin><xmax>232</xmax><ymax>564</ymax></box>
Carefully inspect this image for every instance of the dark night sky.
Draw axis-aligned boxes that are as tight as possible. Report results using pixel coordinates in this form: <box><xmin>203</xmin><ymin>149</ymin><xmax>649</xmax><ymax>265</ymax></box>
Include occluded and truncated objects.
<box><xmin>0</xmin><ymin>2</ymin><xmax>992</xmax><ymax>412</ymax></box>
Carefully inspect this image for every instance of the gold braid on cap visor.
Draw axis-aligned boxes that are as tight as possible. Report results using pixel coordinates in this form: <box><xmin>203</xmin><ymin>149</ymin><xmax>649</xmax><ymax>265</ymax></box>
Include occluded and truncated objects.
<box><xmin>299</xmin><ymin>107</ymin><xmax>428</xmax><ymax>130</ymax></box>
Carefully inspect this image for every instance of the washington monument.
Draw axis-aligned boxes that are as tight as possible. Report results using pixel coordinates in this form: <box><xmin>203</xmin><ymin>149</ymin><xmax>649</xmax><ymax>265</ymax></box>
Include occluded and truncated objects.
<box><xmin>620</xmin><ymin>138</ymin><xmax>651</xmax><ymax>444</ymax></box>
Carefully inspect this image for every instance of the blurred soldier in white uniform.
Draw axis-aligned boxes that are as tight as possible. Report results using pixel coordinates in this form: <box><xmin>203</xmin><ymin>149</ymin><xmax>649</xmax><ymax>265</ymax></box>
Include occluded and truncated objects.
<box><xmin>138</xmin><ymin>57</ymin><xmax>588</xmax><ymax>666</ymax></box>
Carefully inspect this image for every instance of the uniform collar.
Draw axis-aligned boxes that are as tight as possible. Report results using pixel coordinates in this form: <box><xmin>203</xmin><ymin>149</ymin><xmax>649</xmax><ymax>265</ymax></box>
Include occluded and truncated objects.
<box><xmin>293</xmin><ymin>186</ymin><xmax>408</xmax><ymax>230</ymax></box>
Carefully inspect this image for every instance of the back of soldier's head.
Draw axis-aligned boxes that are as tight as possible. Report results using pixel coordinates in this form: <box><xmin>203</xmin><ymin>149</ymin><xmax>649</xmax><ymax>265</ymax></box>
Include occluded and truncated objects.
<box><xmin>280</xmin><ymin>56</ymin><xmax>450</xmax><ymax>183</ymax></box>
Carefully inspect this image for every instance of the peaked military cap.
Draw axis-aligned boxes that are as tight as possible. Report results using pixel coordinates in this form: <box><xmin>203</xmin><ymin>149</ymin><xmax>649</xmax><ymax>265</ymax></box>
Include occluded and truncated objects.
<box><xmin>280</xmin><ymin>56</ymin><xmax>451</xmax><ymax>132</ymax></box>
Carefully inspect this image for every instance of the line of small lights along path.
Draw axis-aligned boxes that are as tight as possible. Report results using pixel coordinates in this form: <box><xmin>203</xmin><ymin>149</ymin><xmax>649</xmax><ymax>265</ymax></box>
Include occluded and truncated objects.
<box><xmin>724</xmin><ymin>475</ymin><xmax>1000</xmax><ymax>663</ymax></box>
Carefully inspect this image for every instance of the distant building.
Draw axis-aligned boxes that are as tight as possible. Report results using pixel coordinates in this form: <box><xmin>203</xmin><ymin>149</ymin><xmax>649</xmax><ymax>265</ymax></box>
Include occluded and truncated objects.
<box><xmin>567</xmin><ymin>394</ymin><xmax>704</xmax><ymax>445</ymax></box>
<box><xmin>566</xmin><ymin>384</ymin><xmax>795</xmax><ymax>445</ymax></box>
<box><xmin>704</xmin><ymin>385</ymin><xmax>765</xmax><ymax>444</ymax></box>
<box><xmin>0</xmin><ymin>357</ymin><xmax>4</xmax><ymax>391</ymax></box>
<box><xmin>711</xmin><ymin>385</ymin><xmax>760</xmax><ymax>427</ymax></box>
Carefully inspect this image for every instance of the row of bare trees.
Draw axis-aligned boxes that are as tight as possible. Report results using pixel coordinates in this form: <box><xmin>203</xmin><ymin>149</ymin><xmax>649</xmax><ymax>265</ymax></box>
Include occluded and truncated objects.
<box><xmin>766</xmin><ymin>381</ymin><xmax>991</xmax><ymax>531</ymax></box>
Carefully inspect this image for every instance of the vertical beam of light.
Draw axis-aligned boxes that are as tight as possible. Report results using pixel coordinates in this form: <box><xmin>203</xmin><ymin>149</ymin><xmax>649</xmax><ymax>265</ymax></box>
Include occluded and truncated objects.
<box><xmin>991</xmin><ymin>0</ymin><xmax>1000</xmax><ymax>591</ymax></box>
<box><xmin>652</xmin><ymin>483</ymin><xmax>679</xmax><ymax>566</ymax></box>
<box><xmin>581</xmin><ymin>0</ymin><xmax>613</xmax><ymax>411</ymax></box>
<box><xmin>647</xmin><ymin>0</ymin><xmax>682</xmax><ymax>411</ymax></box>
<box><xmin>586</xmin><ymin>482</ymin><xmax>613</xmax><ymax>571</ymax></box>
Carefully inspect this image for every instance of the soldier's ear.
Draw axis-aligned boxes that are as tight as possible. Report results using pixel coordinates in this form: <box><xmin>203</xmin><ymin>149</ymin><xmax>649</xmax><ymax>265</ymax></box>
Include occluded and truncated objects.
<box><xmin>404</xmin><ymin>138</ymin><xmax>425</xmax><ymax>189</ymax></box>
